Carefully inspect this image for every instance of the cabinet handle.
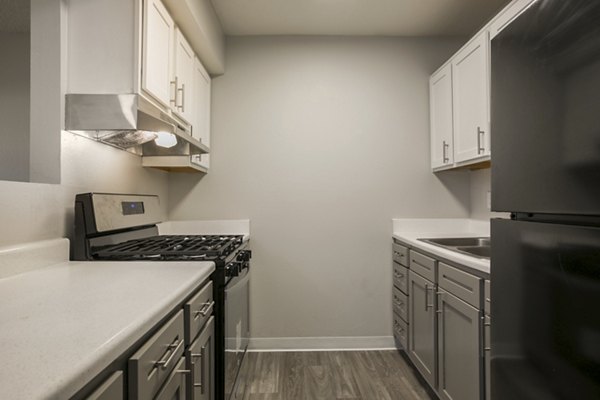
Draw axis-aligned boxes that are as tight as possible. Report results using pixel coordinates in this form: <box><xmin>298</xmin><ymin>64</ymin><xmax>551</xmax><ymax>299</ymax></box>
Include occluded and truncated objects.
<box><xmin>155</xmin><ymin>338</ymin><xmax>183</xmax><ymax>370</ymax></box>
<box><xmin>436</xmin><ymin>291</ymin><xmax>444</xmax><ymax>314</ymax></box>
<box><xmin>394</xmin><ymin>270</ymin><xmax>404</xmax><ymax>278</ymax></box>
<box><xmin>442</xmin><ymin>140</ymin><xmax>449</xmax><ymax>163</ymax></box>
<box><xmin>170</xmin><ymin>77</ymin><xmax>178</xmax><ymax>106</ymax></box>
<box><xmin>177</xmin><ymin>84</ymin><xmax>185</xmax><ymax>112</ymax></box>
<box><xmin>200</xmin><ymin>345</ymin><xmax>206</xmax><ymax>394</ymax></box>
<box><xmin>477</xmin><ymin>127</ymin><xmax>485</xmax><ymax>154</ymax></box>
<box><xmin>425</xmin><ymin>284</ymin><xmax>434</xmax><ymax>311</ymax></box>
<box><xmin>194</xmin><ymin>301</ymin><xmax>214</xmax><ymax>319</ymax></box>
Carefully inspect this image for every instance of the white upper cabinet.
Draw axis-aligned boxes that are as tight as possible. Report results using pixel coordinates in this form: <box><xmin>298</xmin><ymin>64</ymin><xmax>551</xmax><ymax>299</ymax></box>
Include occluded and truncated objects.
<box><xmin>430</xmin><ymin>64</ymin><xmax>454</xmax><ymax>169</ymax></box>
<box><xmin>141</xmin><ymin>0</ymin><xmax>174</xmax><ymax>109</ymax></box>
<box><xmin>452</xmin><ymin>32</ymin><xmax>490</xmax><ymax>164</ymax></box>
<box><xmin>191</xmin><ymin>56</ymin><xmax>211</xmax><ymax>169</ymax></box>
<box><xmin>173</xmin><ymin>28</ymin><xmax>195</xmax><ymax>124</ymax></box>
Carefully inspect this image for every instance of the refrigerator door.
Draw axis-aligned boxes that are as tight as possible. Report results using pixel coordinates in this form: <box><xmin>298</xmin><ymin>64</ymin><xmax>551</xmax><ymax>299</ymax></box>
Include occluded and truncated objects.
<box><xmin>491</xmin><ymin>0</ymin><xmax>600</xmax><ymax>215</ymax></box>
<box><xmin>491</xmin><ymin>219</ymin><xmax>600</xmax><ymax>400</ymax></box>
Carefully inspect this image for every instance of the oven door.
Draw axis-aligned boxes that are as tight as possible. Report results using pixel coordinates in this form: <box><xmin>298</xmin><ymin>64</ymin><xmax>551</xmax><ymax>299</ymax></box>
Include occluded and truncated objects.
<box><xmin>491</xmin><ymin>219</ymin><xmax>600</xmax><ymax>399</ymax></box>
<box><xmin>224</xmin><ymin>266</ymin><xmax>250</xmax><ymax>400</ymax></box>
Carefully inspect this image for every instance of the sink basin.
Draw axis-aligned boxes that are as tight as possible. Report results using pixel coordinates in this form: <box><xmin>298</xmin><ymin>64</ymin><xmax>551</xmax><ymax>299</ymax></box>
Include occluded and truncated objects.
<box><xmin>418</xmin><ymin>237</ymin><xmax>491</xmax><ymax>260</ymax></box>
<box><xmin>456</xmin><ymin>245</ymin><xmax>491</xmax><ymax>258</ymax></box>
<box><xmin>421</xmin><ymin>237</ymin><xmax>490</xmax><ymax>247</ymax></box>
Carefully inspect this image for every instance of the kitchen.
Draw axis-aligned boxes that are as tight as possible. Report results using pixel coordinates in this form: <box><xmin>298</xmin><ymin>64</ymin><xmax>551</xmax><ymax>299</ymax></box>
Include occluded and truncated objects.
<box><xmin>1</xmin><ymin>0</ymin><xmax>598</xmax><ymax>399</ymax></box>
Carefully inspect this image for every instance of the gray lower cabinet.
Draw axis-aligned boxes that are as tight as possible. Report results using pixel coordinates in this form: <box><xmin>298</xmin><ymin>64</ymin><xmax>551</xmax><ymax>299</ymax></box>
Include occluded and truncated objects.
<box><xmin>408</xmin><ymin>270</ymin><xmax>437</xmax><ymax>389</ymax></box>
<box><xmin>155</xmin><ymin>357</ymin><xmax>188</xmax><ymax>400</ymax></box>
<box><xmin>392</xmin><ymin>241</ymin><xmax>410</xmax><ymax>350</ymax></box>
<box><xmin>397</xmin><ymin>243</ymin><xmax>489</xmax><ymax>400</ymax></box>
<box><xmin>437</xmin><ymin>288</ymin><xmax>481</xmax><ymax>400</ymax></box>
<box><xmin>86</xmin><ymin>371</ymin><xmax>123</xmax><ymax>400</ymax></box>
<box><xmin>188</xmin><ymin>316</ymin><xmax>215</xmax><ymax>400</ymax></box>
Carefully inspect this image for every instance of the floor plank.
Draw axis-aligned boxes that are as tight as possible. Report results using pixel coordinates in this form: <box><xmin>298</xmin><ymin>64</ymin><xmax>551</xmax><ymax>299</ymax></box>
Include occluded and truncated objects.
<box><xmin>239</xmin><ymin>350</ymin><xmax>432</xmax><ymax>400</ymax></box>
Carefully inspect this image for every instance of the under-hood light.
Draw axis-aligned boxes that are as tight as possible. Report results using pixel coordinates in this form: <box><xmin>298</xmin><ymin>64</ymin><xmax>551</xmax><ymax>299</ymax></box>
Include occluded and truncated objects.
<box><xmin>154</xmin><ymin>131</ymin><xmax>178</xmax><ymax>148</ymax></box>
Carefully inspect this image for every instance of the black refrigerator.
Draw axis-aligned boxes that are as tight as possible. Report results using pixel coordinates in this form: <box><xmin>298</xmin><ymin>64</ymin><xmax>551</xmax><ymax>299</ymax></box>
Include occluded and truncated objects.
<box><xmin>490</xmin><ymin>0</ymin><xmax>600</xmax><ymax>399</ymax></box>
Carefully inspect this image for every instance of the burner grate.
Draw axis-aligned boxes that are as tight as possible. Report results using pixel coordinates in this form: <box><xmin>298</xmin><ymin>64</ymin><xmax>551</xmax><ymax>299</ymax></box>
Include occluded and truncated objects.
<box><xmin>91</xmin><ymin>235</ymin><xmax>243</xmax><ymax>261</ymax></box>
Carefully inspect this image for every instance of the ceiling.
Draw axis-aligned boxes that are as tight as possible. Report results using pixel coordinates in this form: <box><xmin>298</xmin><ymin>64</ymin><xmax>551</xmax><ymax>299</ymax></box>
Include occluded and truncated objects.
<box><xmin>0</xmin><ymin>0</ymin><xmax>29</xmax><ymax>33</ymax></box>
<box><xmin>210</xmin><ymin>0</ymin><xmax>512</xmax><ymax>36</ymax></box>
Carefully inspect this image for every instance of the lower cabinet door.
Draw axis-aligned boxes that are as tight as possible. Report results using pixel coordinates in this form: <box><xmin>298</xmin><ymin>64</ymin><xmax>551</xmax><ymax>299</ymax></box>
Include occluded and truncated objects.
<box><xmin>154</xmin><ymin>357</ymin><xmax>188</xmax><ymax>400</ymax></box>
<box><xmin>437</xmin><ymin>289</ymin><xmax>481</xmax><ymax>400</ymax></box>
<box><xmin>188</xmin><ymin>317</ymin><xmax>215</xmax><ymax>400</ymax></box>
<box><xmin>408</xmin><ymin>271</ymin><xmax>437</xmax><ymax>389</ymax></box>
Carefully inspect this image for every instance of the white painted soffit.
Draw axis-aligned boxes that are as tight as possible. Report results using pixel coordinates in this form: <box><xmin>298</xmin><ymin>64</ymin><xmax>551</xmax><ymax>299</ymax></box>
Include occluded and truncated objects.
<box><xmin>210</xmin><ymin>0</ymin><xmax>511</xmax><ymax>36</ymax></box>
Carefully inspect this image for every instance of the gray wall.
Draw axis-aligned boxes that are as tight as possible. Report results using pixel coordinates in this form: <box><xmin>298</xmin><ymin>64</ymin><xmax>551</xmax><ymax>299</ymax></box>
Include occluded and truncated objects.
<box><xmin>167</xmin><ymin>36</ymin><xmax>470</xmax><ymax>343</ymax></box>
<box><xmin>0</xmin><ymin>132</ymin><xmax>169</xmax><ymax>247</ymax></box>
<box><xmin>0</xmin><ymin>33</ymin><xmax>30</xmax><ymax>182</ymax></box>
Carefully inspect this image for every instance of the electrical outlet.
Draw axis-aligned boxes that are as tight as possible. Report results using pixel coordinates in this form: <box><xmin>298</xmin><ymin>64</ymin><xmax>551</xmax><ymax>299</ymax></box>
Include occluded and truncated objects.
<box><xmin>486</xmin><ymin>191</ymin><xmax>492</xmax><ymax>210</ymax></box>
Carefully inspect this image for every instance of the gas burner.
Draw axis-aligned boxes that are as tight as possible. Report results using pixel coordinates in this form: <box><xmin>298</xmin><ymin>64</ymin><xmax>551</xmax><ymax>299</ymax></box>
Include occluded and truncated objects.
<box><xmin>91</xmin><ymin>235</ymin><xmax>244</xmax><ymax>261</ymax></box>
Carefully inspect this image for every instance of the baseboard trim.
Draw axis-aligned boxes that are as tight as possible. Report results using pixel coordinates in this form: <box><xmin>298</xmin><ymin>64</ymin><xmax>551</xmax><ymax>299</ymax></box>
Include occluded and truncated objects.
<box><xmin>248</xmin><ymin>336</ymin><xmax>396</xmax><ymax>352</ymax></box>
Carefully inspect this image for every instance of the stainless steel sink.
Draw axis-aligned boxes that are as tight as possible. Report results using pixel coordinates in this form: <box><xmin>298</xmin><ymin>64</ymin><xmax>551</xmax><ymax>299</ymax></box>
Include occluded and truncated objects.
<box><xmin>418</xmin><ymin>237</ymin><xmax>491</xmax><ymax>259</ymax></box>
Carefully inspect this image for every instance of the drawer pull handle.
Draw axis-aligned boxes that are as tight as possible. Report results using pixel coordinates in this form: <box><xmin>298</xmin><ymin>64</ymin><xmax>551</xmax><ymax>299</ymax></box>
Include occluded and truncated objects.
<box><xmin>156</xmin><ymin>338</ymin><xmax>184</xmax><ymax>370</ymax></box>
<box><xmin>484</xmin><ymin>347</ymin><xmax>492</xmax><ymax>352</ymax></box>
<box><xmin>176</xmin><ymin>369</ymin><xmax>191</xmax><ymax>374</ymax></box>
<box><xmin>191</xmin><ymin>345</ymin><xmax>207</xmax><ymax>392</ymax></box>
<box><xmin>194</xmin><ymin>301</ymin><xmax>215</xmax><ymax>319</ymax></box>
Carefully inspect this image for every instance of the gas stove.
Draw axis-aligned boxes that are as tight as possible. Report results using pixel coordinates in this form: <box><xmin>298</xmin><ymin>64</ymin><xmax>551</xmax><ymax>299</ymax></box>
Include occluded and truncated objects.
<box><xmin>72</xmin><ymin>192</ymin><xmax>251</xmax><ymax>400</ymax></box>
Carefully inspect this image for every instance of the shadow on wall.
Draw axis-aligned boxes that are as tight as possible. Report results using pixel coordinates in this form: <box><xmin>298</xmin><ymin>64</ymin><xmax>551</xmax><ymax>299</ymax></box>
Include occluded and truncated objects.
<box><xmin>434</xmin><ymin>169</ymin><xmax>472</xmax><ymax>212</ymax></box>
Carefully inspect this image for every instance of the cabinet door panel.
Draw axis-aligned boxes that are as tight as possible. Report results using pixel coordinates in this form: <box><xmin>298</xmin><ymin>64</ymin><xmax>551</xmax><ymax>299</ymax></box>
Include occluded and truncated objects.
<box><xmin>188</xmin><ymin>317</ymin><xmax>215</xmax><ymax>400</ymax></box>
<box><xmin>142</xmin><ymin>0</ymin><xmax>173</xmax><ymax>108</ymax></box>
<box><xmin>452</xmin><ymin>32</ymin><xmax>490</xmax><ymax>163</ymax></box>
<box><xmin>438</xmin><ymin>289</ymin><xmax>481</xmax><ymax>400</ymax></box>
<box><xmin>173</xmin><ymin>28</ymin><xmax>195</xmax><ymax>124</ymax></box>
<box><xmin>191</xmin><ymin>56</ymin><xmax>211</xmax><ymax>168</ymax></box>
<box><xmin>408</xmin><ymin>271</ymin><xmax>436</xmax><ymax>389</ymax></box>
<box><xmin>154</xmin><ymin>357</ymin><xmax>187</xmax><ymax>400</ymax></box>
<box><xmin>430</xmin><ymin>63</ymin><xmax>454</xmax><ymax>169</ymax></box>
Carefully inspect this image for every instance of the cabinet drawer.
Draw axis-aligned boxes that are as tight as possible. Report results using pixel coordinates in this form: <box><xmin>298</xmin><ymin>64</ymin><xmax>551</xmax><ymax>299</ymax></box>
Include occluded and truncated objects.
<box><xmin>484</xmin><ymin>279</ymin><xmax>491</xmax><ymax>315</ymax></box>
<box><xmin>154</xmin><ymin>357</ymin><xmax>187</xmax><ymax>400</ymax></box>
<box><xmin>129</xmin><ymin>310</ymin><xmax>185</xmax><ymax>400</ymax></box>
<box><xmin>438</xmin><ymin>262</ymin><xmax>481</xmax><ymax>308</ymax></box>
<box><xmin>86</xmin><ymin>371</ymin><xmax>123</xmax><ymax>400</ymax></box>
<box><xmin>185</xmin><ymin>281</ymin><xmax>214</xmax><ymax>344</ymax></box>
<box><xmin>187</xmin><ymin>316</ymin><xmax>214</xmax><ymax>400</ymax></box>
<box><xmin>393</xmin><ymin>312</ymin><xmax>408</xmax><ymax>349</ymax></box>
<box><xmin>393</xmin><ymin>287</ymin><xmax>408</xmax><ymax>323</ymax></box>
<box><xmin>393</xmin><ymin>242</ymin><xmax>409</xmax><ymax>266</ymax></box>
<box><xmin>393</xmin><ymin>262</ymin><xmax>408</xmax><ymax>294</ymax></box>
<box><xmin>409</xmin><ymin>250</ymin><xmax>436</xmax><ymax>281</ymax></box>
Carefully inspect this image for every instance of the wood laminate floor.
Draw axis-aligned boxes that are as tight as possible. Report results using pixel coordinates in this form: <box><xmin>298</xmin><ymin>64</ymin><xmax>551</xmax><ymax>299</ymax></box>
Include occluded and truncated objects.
<box><xmin>239</xmin><ymin>350</ymin><xmax>432</xmax><ymax>400</ymax></box>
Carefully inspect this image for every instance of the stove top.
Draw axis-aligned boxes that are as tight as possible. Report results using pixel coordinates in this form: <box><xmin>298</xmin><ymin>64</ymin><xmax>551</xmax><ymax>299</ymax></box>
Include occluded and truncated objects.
<box><xmin>91</xmin><ymin>235</ymin><xmax>244</xmax><ymax>261</ymax></box>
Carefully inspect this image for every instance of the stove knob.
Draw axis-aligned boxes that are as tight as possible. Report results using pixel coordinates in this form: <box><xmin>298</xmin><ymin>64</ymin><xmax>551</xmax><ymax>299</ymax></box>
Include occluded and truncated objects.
<box><xmin>237</xmin><ymin>250</ymin><xmax>252</xmax><ymax>262</ymax></box>
<box><xmin>227</xmin><ymin>262</ymin><xmax>241</xmax><ymax>278</ymax></box>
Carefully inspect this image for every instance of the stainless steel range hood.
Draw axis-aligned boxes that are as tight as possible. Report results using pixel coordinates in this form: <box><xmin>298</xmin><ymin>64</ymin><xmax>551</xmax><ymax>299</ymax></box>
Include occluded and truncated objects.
<box><xmin>65</xmin><ymin>94</ymin><xmax>209</xmax><ymax>155</ymax></box>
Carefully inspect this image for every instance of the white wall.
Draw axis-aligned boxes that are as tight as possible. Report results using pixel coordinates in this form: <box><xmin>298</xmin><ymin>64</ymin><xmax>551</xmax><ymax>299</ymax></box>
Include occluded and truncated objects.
<box><xmin>167</xmin><ymin>36</ymin><xmax>470</xmax><ymax>346</ymax></box>
<box><xmin>0</xmin><ymin>132</ymin><xmax>169</xmax><ymax>247</ymax></box>
<box><xmin>0</xmin><ymin>33</ymin><xmax>30</xmax><ymax>182</ymax></box>
<box><xmin>468</xmin><ymin>168</ymin><xmax>507</xmax><ymax>221</ymax></box>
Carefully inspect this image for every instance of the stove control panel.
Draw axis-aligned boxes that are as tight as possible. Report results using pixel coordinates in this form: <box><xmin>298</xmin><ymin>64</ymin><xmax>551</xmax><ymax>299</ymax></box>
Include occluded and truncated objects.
<box><xmin>226</xmin><ymin>250</ymin><xmax>252</xmax><ymax>278</ymax></box>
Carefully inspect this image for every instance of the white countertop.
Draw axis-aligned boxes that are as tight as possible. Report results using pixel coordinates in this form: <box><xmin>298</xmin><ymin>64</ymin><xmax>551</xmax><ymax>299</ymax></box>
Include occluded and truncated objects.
<box><xmin>0</xmin><ymin>259</ymin><xmax>214</xmax><ymax>400</ymax></box>
<box><xmin>392</xmin><ymin>218</ymin><xmax>490</xmax><ymax>275</ymax></box>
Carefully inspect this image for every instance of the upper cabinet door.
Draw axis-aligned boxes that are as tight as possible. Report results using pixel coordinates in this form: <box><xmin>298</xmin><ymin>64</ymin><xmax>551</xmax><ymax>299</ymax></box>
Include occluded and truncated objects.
<box><xmin>191</xmin><ymin>56</ymin><xmax>211</xmax><ymax>168</ymax></box>
<box><xmin>452</xmin><ymin>32</ymin><xmax>490</xmax><ymax>163</ymax></box>
<box><xmin>141</xmin><ymin>0</ymin><xmax>174</xmax><ymax>108</ymax></box>
<box><xmin>430</xmin><ymin>63</ymin><xmax>454</xmax><ymax>169</ymax></box>
<box><xmin>173</xmin><ymin>28</ymin><xmax>195</xmax><ymax>124</ymax></box>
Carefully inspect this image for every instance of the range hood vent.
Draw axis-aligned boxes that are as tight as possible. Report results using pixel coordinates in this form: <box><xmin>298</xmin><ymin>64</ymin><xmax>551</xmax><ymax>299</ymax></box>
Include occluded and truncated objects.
<box><xmin>65</xmin><ymin>94</ymin><xmax>208</xmax><ymax>156</ymax></box>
